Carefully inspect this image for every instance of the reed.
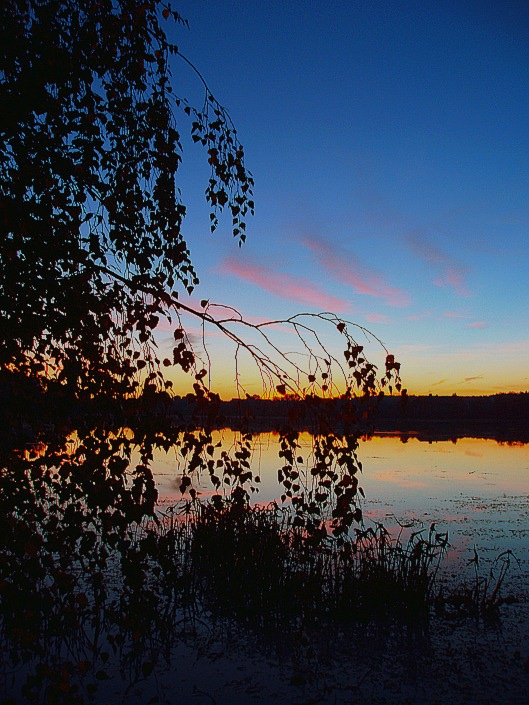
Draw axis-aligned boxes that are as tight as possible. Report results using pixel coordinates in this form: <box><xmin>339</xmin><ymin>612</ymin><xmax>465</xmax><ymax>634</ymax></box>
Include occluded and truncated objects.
<box><xmin>437</xmin><ymin>547</ymin><xmax>519</xmax><ymax>619</ymax></box>
<box><xmin>186</xmin><ymin>497</ymin><xmax>449</xmax><ymax>624</ymax></box>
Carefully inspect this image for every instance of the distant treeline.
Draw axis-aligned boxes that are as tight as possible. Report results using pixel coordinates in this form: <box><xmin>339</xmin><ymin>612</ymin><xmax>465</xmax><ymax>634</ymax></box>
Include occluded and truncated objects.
<box><xmin>374</xmin><ymin>393</ymin><xmax>529</xmax><ymax>441</ymax></box>
<box><xmin>170</xmin><ymin>392</ymin><xmax>529</xmax><ymax>442</ymax></box>
<box><xmin>2</xmin><ymin>365</ymin><xmax>528</xmax><ymax>444</ymax></box>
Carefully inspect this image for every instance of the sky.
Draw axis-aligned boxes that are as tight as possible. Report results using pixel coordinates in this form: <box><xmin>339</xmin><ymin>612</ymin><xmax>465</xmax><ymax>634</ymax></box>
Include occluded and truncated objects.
<box><xmin>159</xmin><ymin>0</ymin><xmax>529</xmax><ymax>398</ymax></box>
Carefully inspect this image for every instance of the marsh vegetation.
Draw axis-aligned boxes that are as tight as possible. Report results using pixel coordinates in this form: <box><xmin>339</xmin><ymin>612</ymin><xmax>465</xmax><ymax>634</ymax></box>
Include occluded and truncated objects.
<box><xmin>2</xmin><ymin>417</ymin><xmax>526</xmax><ymax>704</ymax></box>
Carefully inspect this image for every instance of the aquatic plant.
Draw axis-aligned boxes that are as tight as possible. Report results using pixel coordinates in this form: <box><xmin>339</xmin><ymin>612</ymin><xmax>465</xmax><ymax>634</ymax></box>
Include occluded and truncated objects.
<box><xmin>188</xmin><ymin>496</ymin><xmax>449</xmax><ymax>624</ymax></box>
<box><xmin>438</xmin><ymin>547</ymin><xmax>519</xmax><ymax>620</ymax></box>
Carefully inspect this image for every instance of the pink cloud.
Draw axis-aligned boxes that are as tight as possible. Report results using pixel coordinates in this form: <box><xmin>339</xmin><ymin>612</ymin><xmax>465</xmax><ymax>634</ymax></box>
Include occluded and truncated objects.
<box><xmin>365</xmin><ymin>312</ymin><xmax>390</xmax><ymax>324</ymax></box>
<box><xmin>443</xmin><ymin>311</ymin><xmax>470</xmax><ymax>319</ymax></box>
<box><xmin>220</xmin><ymin>257</ymin><xmax>349</xmax><ymax>312</ymax></box>
<box><xmin>302</xmin><ymin>236</ymin><xmax>411</xmax><ymax>307</ymax></box>
<box><xmin>469</xmin><ymin>321</ymin><xmax>487</xmax><ymax>329</ymax></box>
<box><xmin>407</xmin><ymin>312</ymin><xmax>433</xmax><ymax>321</ymax></box>
<box><xmin>407</xmin><ymin>234</ymin><xmax>470</xmax><ymax>297</ymax></box>
<box><xmin>434</xmin><ymin>268</ymin><xmax>470</xmax><ymax>296</ymax></box>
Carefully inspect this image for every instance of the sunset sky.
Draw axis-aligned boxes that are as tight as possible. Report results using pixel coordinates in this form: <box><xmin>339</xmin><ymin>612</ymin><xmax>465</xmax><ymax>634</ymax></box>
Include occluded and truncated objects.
<box><xmin>161</xmin><ymin>0</ymin><xmax>529</xmax><ymax>398</ymax></box>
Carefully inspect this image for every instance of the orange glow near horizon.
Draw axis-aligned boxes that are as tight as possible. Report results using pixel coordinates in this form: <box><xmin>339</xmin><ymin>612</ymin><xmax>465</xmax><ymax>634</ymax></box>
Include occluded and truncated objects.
<box><xmin>157</xmin><ymin>318</ymin><xmax>529</xmax><ymax>400</ymax></box>
<box><xmin>169</xmin><ymin>369</ymin><xmax>528</xmax><ymax>401</ymax></box>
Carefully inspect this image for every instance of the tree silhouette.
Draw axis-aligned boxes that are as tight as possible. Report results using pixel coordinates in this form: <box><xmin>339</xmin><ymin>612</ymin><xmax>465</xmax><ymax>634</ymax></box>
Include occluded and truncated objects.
<box><xmin>1</xmin><ymin>0</ymin><xmax>402</xmax><ymax>407</ymax></box>
<box><xmin>1</xmin><ymin>0</ymin><xmax>255</xmax><ymax>400</ymax></box>
<box><xmin>0</xmin><ymin>0</ymin><xmax>409</xmax><ymax>575</ymax></box>
<box><xmin>0</xmin><ymin>0</ymin><xmax>409</xmax><ymax>559</ymax></box>
<box><xmin>0</xmin><ymin>6</ymin><xmax>407</xmax><ymax>700</ymax></box>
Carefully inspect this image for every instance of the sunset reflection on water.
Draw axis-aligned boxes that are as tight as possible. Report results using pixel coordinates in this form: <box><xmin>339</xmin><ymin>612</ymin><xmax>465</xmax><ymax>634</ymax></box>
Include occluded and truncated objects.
<box><xmin>152</xmin><ymin>431</ymin><xmax>529</xmax><ymax>578</ymax></box>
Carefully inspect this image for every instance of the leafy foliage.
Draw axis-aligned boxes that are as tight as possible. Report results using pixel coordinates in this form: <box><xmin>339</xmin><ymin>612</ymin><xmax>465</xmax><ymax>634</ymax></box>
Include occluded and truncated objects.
<box><xmin>0</xmin><ymin>0</ymin><xmax>405</xmax><ymax>533</ymax></box>
<box><xmin>1</xmin><ymin>0</ymin><xmax>254</xmax><ymax>398</ymax></box>
<box><xmin>0</xmin><ymin>3</ymin><xmax>411</xmax><ymax>702</ymax></box>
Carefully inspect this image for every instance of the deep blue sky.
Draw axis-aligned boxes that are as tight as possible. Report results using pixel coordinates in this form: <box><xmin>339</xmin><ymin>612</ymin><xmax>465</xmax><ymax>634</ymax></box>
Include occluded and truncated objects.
<box><xmin>163</xmin><ymin>0</ymin><xmax>529</xmax><ymax>396</ymax></box>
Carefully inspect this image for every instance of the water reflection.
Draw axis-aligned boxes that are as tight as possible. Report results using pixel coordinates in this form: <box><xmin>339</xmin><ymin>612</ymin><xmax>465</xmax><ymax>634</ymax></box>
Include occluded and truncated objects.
<box><xmin>358</xmin><ymin>436</ymin><xmax>529</xmax><ymax>579</ymax></box>
<box><xmin>152</xmin><ymin>432</ymin><xmax>529</xmax><ymax>575</ymax></box>
<box><xmin>153</xmin><ymin>431</ymin><xmax>529</xmax><ymax>500</ymax></box>
<box><xmin>3</xmin><ymin>425</ymin><xmax>528</xmax><ymax>703</ymax></box>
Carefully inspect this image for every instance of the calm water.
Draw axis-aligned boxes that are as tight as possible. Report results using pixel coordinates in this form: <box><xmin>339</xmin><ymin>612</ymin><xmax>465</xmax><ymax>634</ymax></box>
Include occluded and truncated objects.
<box><xmin>152</xmin><ymin>431</ymin><xmax>529</xmax><ymax>584</ymax></box>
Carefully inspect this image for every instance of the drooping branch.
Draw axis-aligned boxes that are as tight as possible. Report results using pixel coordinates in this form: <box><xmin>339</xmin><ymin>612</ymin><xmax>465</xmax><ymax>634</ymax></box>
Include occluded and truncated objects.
<box><xmin>92</xmin><ymin>261</ymin><xmax>402</xmax><ymax>401</ymax></box>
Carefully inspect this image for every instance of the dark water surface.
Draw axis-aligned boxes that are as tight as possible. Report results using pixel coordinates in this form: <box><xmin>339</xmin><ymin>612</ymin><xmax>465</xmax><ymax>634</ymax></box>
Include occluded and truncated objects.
<box><xmin>153</xmin><ymin>432</ymin><xmax>529</xmax><ymax>583</ymax></box>
<box><xmin>5</xmin><ymin>432</ymin><xmax>528</xmax><ymax>704</ymax></box>
<box><xmin>145</xmin><ymin>433</ymin><xmax>529</xmax><ymax>704</ymax></box>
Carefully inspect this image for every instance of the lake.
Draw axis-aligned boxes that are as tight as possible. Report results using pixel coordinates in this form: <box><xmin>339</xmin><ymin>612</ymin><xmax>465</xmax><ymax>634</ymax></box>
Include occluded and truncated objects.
<box><xmin>4</xmin><ymin>429</ymin><xmax>529</xmax><ymax>704</ymax></box>
<box><xmin>153</xmin><ymin>431</ymin><xmax>529</xmax><ymax>589</ymax></box>
<box><xmin>140</xmin><ymin>430</ymin><xmax>529</xmax><ymax>704</ymax></box>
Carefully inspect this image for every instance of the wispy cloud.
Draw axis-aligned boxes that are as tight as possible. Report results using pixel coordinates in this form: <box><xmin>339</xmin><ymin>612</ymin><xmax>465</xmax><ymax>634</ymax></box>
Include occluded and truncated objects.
<box><xmin>431</xmin><ymin>378</ymin><xmax>448</xmax><ymax>386</ymax></box>
<box><xmin>406</xmin><ymin>233</ymin><xmax>470</xmax><ymax>297</ymax></box>
<box><xmin>469</xmin><ymin>321</ymin><xmax>487</xmax><ymax>329</ymax></box>
<box><xmin>220</xmin><ymin>257</ymin><xmax>350</xmax><ymax>312</ymax></box>
<box><xmin>404</xmin><ymin>339</ymin><xmax>529</xmax><ymax>363</ymax></box>
<box><xmin>302</xmin><ymin>236</ymin><xmax>411</xmax><ymax>307</ymax></box>
<box><xmin>434</xmin><ymin>268</ymin><xmax>469</xmax><ymax>296</ymax></box>
<box><xmin>443</xmin><ymin>311</ymin><xmax>470</xmax><ymax>319</ymax></box>
<box><xmin>407</xmin><ymin>312</ymin><xmax>433</xmax><ymax>321</ymax></box>
<box><xmin>365</xmin><ymin>312</ymin><xmax>390</xmax><ymax>324</ymax></box>
<box><xmin>393</xmin><ymin>343</ymin><xmax>436</xmax><ymax>353</ymax></box>
<box><xmin>462</xmin><ymin>375</ymin><xmax>483</xmax><ymax>383</ymax></box>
